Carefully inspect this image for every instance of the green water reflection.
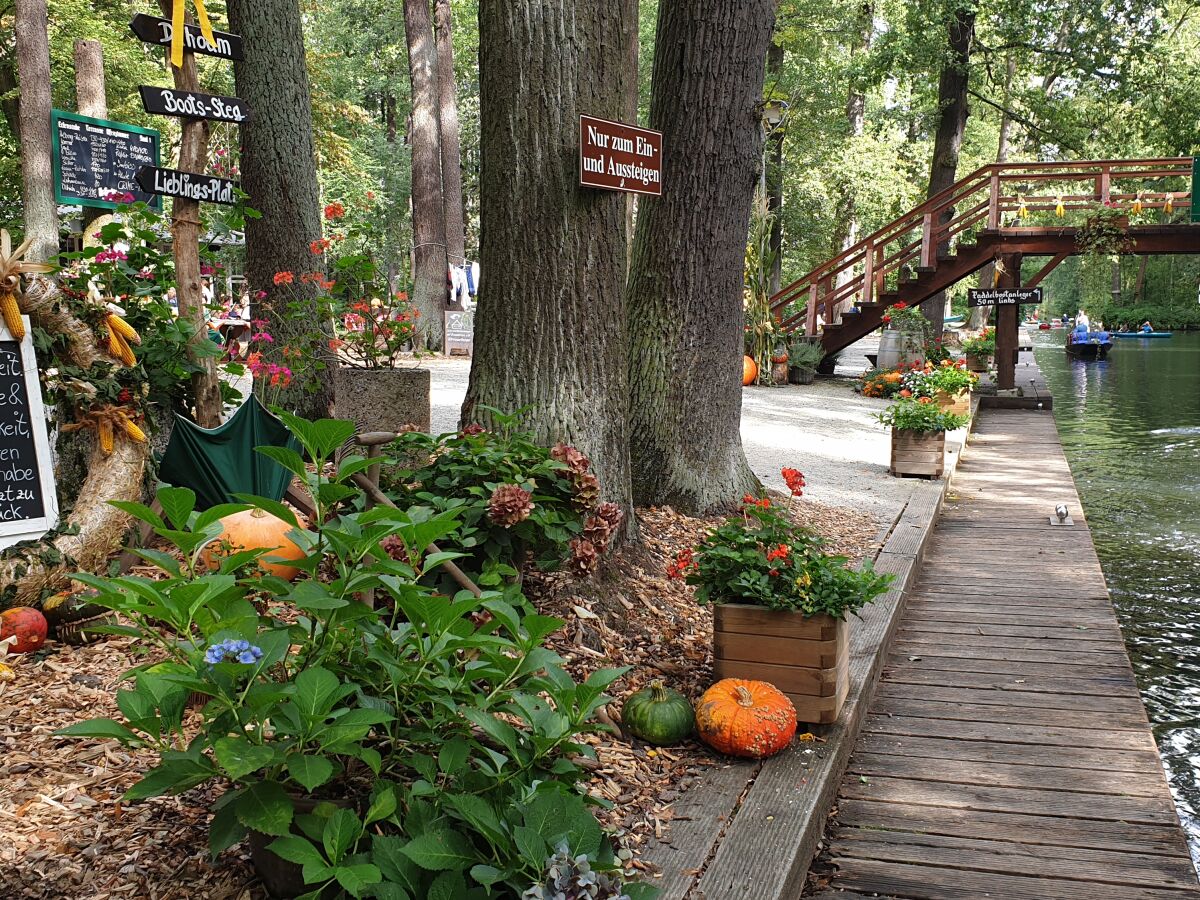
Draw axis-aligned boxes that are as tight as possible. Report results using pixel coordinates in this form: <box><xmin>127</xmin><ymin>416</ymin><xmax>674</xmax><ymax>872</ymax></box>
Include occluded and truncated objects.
<box><xmin>1036</xmin><ymin>330</ymin><xmax>1200</xmax><ymax>859</ymax></box>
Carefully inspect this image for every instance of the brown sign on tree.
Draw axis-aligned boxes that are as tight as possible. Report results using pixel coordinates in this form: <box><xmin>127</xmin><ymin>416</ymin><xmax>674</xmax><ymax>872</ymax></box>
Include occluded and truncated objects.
<box><xmin>579</xmin><ymin>114</ymin><xmax>662</xmax><ymax>196</ymax></box>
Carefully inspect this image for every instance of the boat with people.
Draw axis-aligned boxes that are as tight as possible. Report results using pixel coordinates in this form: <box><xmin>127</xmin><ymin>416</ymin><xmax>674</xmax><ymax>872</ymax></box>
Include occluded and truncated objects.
<box><xmin>1113</xmin><ymin>331</ymin><xmax>1173</xmax><ymax>339</ymax></box>
<box><xmin>1066</xmin><ymin>328</ymin><xmax>1114</xmax><ymax>360</ymax></box>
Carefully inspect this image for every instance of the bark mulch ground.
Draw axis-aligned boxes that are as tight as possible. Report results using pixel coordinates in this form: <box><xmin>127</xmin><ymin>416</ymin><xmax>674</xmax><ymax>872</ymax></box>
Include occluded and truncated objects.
<box><xmin>0</xmin><ymin>497</ymin><xmax>878</xmax><ymax>898</ymax></box>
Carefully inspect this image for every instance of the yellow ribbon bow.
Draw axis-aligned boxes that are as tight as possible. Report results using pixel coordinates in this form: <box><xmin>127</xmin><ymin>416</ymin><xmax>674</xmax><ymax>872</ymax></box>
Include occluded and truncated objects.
<box><xmin>1165</xmin><ymin>193</ymin><xmax>1174</xmax><ymax>215</ymax></box>
<box><xmin>1016</xmin><ymin>194</ymin><xmax>1029</xmax><ymax>218</ymax></box>
<box><xmin>1055</xmin><ymin>196</ymin><xmax>1065</xmax><ymax>218</ymax></box>
<box><xmin>171</xmin><ymin>0</ymin><xmax>218</xmax><ymax>69</ymax></box>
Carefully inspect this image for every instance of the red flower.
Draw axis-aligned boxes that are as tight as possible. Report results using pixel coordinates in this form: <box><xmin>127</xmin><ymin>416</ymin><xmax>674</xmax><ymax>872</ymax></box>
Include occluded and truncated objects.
<box><xmin>892</xmin><ymin>301</ymin><xmax>908</xmax><ymax>310</ymax></box>
<box><xmin>273</xmin><ymin>271</ymin><xmax>294</xmax><ymax>286</ymax></box>
<box><xmin>899</xmin><ymin>389</ymin><xmax>912</xmax><ymax>398</ymax></box>
<box><xmin>766</xmin><ymin>544</ymin><xmax>790</xmax><ymax>563</ymax></box>
<box><xmin>309</xmin><ymin>238</ymin><xmax>331</xmax><ymax>255</ymax></box>
<box><xmin>324</xmin><ymin>202</ymin><xmax>346</xmax><ymax>220</ymax></box>
<box><xmin>882</xmin><ymin>314</ymin><xmax>891</xmax><ymax>324</ymax></box>
<box><xmin>781</xmin><ymin>467</ymin><xmax>805</xmax><ymax>496</ymax></box>
<box><xmin>667</xmin><ymin>547</ymin><xmax>696</xmax><ymax>580</ymax></box>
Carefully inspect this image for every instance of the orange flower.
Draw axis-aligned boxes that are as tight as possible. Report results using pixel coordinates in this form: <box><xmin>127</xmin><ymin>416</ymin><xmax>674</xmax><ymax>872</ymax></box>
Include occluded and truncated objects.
<box><xmin>899</xmin><ymin>389</ymin><xmax>912</xmax><ymax>398</ymax></box>
<box><xmin>324</xmin><ymin>202</ymin><xmax>345</xmax><ymax>220</ymax></box>
<box><xmin>309</xmin><ymin>238</ymin><xmax>331</xmax><ymax>255</ymax></box>
<box><xmin>917</xmin><ymin>396</ymin><xmax>933</xmax><ymax>404</ymax></box>
<box><xmin>273</xmin><ymin>271</ymin><xmax>294</xmax><ymax>286</ymax></box>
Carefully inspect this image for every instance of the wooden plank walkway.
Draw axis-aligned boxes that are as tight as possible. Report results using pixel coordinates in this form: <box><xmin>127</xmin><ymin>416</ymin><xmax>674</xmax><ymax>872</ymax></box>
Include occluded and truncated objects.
<box><xmin>809</xmin><ymin>408</ymin><xmax>1200</xmax><ymax>899</ymax></box>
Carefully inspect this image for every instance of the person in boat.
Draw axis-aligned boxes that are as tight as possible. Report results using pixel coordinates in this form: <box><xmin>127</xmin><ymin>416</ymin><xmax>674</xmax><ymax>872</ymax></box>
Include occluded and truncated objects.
<box><xmin>1076</xmin><ymin>310</ymin><xmax>1091</xmax><ymax>330</ymax></box>
<box><xmin>1141</xmin><ymin>320</ymin><xmax>1153</xmax><ymax>333</ymax></box>
<box><xmin>1118</xmin><ymin>323</ymin><xmax>1129</xmax><ymax>333</ymax></box>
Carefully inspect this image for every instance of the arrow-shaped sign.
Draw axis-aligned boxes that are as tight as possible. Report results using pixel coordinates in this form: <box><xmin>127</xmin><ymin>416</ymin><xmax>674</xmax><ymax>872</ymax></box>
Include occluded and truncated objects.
<box><xmin>136</xmin><ymin>166</ymin><xmax>239</xmax><ymax>206</ymax></box>
<box><xmin>129</xmin><ymin>13</ymin><xmax>244</xmax><ymax>62</ymax></box>
<box><xmin>139</xmin><ymin>86</ymin><xmax>251</xmax><ymax>124</ymax></box>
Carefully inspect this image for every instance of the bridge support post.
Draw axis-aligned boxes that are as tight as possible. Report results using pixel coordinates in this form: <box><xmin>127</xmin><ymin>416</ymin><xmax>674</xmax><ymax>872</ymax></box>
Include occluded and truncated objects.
<box><xmin>995</xmin><ymin>252</ymin><xmax>1022</xmax><ymax>390</ymax></box>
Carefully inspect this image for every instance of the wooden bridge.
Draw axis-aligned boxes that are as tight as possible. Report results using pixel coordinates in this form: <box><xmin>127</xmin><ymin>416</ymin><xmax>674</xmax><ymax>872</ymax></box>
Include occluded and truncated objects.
<box><xmin>770</xmin><ymin>158</ymin><xmax>1200</xmax><ymax>387</ymax></box>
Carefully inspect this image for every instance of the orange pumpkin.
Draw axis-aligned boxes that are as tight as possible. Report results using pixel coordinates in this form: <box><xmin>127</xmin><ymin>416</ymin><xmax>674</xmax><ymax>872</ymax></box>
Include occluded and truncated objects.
<box><xmin>742</xmin><ymin>355</ymin><xmax>758</xmax><ymax>386</ymax></box>
<box><xmin>0</xmin><ymin>607</ymin><xmax>49</xmax><ymax>654</ymax></box>
<box><xmin>203</xmin><ymin>507</ymin><xmax>306</xmax><ymax>581</ymax></box>
<box><xmin>695</xmin><ymin>678</ymin><xmax>797</xmax><ymax>758</ymax></box>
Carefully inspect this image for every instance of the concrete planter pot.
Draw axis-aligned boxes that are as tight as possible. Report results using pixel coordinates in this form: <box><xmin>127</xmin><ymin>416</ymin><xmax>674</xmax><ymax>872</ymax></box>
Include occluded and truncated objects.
<box><xmin>890</xmin><ymin>427</ymin><xmax>946</xmax><ymax>478</ymax></box>
<box><xmin>713</xmin><ymin>603</ymin><xmax>850</xmax><ymax>725</ymax></box>
<box><xmin>333</xmin><ymin>367</ymin><xmax>431</xmax><ymax>435</ymax></box>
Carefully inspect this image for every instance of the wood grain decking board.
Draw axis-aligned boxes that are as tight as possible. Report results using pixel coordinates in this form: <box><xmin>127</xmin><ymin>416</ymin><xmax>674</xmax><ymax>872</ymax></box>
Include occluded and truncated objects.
<box><xmin>810</xmin><ymin>408</ymin><xmax>1200</xmax><ymax>898</ymax></box>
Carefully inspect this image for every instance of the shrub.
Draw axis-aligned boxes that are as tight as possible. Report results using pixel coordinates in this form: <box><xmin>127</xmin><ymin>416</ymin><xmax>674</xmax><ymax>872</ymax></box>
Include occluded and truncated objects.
<box><xmin>787</xmin><ymin>340</ymin><xmax>825</xmax><ymax>370</ymax></box>
<box><xmin>960</xmin><ymin>327</ymin><xmax>996</xmax><ymax>356</ymax></box>
<box><xmin>925</xmin><ymin>360</ymin><xmax>979</xmax><ymax>395</ymax></box>
<box><xmin>875</xmin><ymin>397</ymin><xmax>969</xmax><ymax>433</ymax></box>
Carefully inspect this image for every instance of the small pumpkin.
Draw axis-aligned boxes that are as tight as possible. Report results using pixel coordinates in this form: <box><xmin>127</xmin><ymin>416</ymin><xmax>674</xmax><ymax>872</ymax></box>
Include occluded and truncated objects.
<box><xmin>695</xmin><ymin>678</ymin><xmax>797</xmax><ymax>759</ymax></box>
<box><xmin>0</xmin><ymin>606</ymin><xmax>49</xmax><ymax>654</ymax></box>
<box><xmin>742</xmin><ymin>355</ymin><xmax>758</xmax><ymax>386</ymax></box>
<box><xmin>203</xmin><ymin>507</ymin><xmax>307</xmax><ymax>581</ymax></box>
<box><xmin>622</xmin><ymin>681</ymin><xmax>695</xmax><ymax>746</ymax></box>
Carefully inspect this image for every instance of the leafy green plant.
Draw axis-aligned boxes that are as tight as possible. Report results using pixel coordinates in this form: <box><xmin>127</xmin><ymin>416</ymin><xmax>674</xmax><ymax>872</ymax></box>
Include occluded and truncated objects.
<box><xmin>670</xmin><ymin>472</ymin><xmax>892</xmax><ymax>619</ymax></box>
<box><xmin>960</xmin><ymin>327</ymin><xmax>996</xmax><ymax>356</ymax></box>
<box><xmin>380</xmin><ymin>409</ymin><xmax>623</xmax><ymax>587</ymax></box>
<box><xmin>787</xmin><ymin>340</ymin><xmax>825</xmax><ymax>371</ymax></box>
<box><xmin>56</xmin><ymin>413</ymin><xmax>650</xmax><ymax>899</ymax></box>
<box><xmin>875</xmin><ymin>397</ymin><xmax>969</xmax><ymax>433</ymax></box>
<box><xmin>925</xmin><ymin>360</ymin><xmax>978</xmax><ymax>394</ymax></box>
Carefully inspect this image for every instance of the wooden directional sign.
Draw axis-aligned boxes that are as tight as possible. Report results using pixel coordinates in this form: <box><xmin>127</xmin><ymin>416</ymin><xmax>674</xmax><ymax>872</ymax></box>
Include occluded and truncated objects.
<box><xmin>968</xmin><ymin>287</ymin><xmax>1043</xmax><ymax>307</ymax></box>
<box><xmin>139</xmin><ymin>86</ymin><xmax>251</xmax><ymax>124</ymax></box>
<box><xmin>136</xmin><ymin>166</ymin><xmax>239</xmax><ymax>205</ymax></box>
<box><xmin>129</xmin><ymin>13</ymin><xmax>244</xmax><ymax>61</ymax></box>
<box><xmin>579</xmin><ymin>115</ymin><xmax>663</xmax><ymax>196</ymax></box>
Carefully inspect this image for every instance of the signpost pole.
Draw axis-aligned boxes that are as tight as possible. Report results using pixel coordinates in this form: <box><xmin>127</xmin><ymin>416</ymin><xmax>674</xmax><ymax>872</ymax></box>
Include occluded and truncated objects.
<box><xmin>73</xmin><ymin>39</ymin><xmax>111</xmax><ymax>246</ymax></box>
<box><xmin>157</xmin><ymin>0</ymin><xmax>222</xmax><ymax>428</ymax></box>
<box><xmin>995</xmin><ymin>252</ymin><xmax>1022</xmax><ymax>390</ymax></box>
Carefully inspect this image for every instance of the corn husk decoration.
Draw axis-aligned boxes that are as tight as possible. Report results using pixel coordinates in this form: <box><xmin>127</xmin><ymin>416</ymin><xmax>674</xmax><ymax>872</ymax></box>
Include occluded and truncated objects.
<box><xmin>1165</xmin><ymin>193</ymin><xmax>1175</xmax><ymax>215</ymax></box>
<box><xmin>1017</xmin><ymin>194</ymin><xmax>1029</xmax><ymax>219</ymax></box>
<box><xmin>1055</xmin><ymin>196</ymin><xmax>1065</xmax><ymax>218</ymax></box>
<box><xmin>0</xmin><ymin>229</ymin><xmax>55</xmax><ymax>341</ymax></box>
<box><xmin>91</xmin><ymin>290</ymin><xmax>140</xmax><ymax>367</ymax></box>
<box><xmin>992</xmin><ymin>258</ymin><xmax>1007</xmax><ymax>287</ymax></box>
<box><xmin>1131</xmin><ymin>192</ymin><xmax>1144</xmax><ymax>215</ymax></box>
<box><xmin>170</xmin><ymin>0</ymin><xmax>218</xmax><ymax>70</ymax></box>
<box><xmin>61</xmin><ymin>404</ymin><xmax>148</xmax><ymax>454</ymax></box>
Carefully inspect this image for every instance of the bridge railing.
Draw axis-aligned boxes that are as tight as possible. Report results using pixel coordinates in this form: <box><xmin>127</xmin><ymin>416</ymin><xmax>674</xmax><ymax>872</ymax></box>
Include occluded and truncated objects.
<box><xmin>771</xmin><ymin>158</ymin><xmax>1196</xmax><ymax>335</ymax></box>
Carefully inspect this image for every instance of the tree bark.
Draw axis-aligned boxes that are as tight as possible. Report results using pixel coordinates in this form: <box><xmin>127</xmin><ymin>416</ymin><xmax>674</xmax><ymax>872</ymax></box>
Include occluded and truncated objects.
<box><xmin>625</xmin><ymin>0</ymin><xmax>775</xmax><ymax>513</ymax></box>
<box><xmin>227</xmin><ymin>0</ymin><xmax>332</xmax><ymax>420</ymax></box>
<box><xmin>14</xmin><ymin>0</ymin><xmax>58</xmax><ymax>262</ymax></box>
<box><xmin>0</xmin><ymin>55</ymin><xmax>20</xmax><ymax>144</ymax></box>
<box><xmin>971</xmin><ymin>51</ymin><xmax>1014</xmax><ymax>330</ymax></box>
<box><xmin>434</xmin><ymin>0</ymin><xmax>466</xmax><ymax>270</ymax></box>
<box><xmin>923</xmin><ymin>4</ymin><xmax>975</xmax><ymax>335</ymax></box>
<box><xmin>74</xmin><ymin>38</ymin><xmax>112</xmax><ymax>245</ymax></box>
<box><xmin>404</xmin><ymin>0</ymin><xmax>449</xmax><ymax>347</ymax></box>
<box><xmin>765</xmin><ymin>41</ymin><xmax>785</xmax><ymax>297</ymax></box>
<box><xmin>463</xmin><ymin>0</ymin><xmax>637</xmax><ymax>519</ymax></box>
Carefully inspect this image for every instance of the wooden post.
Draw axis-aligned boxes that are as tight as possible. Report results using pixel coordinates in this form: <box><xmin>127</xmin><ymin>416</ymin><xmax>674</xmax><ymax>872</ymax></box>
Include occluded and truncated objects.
<box><xmin>995</xmin><ymin>251</ymin><xmax>1021</xmax><ymax>390</ymax></box>
<box><xmin>861</xmin><ymin>241</ymin><xmax>874</xmax><ymax>306</ymax></box>
<box><xmin>1099</xmin><ymin>167</ymin><xmax>1111</xmax><ymax>205</ymax></box>
<box><xmin>158</xmin><ymin>1</ymin><xmax>223</xmax><ymax>428</ymax></box>
<box><xmin>14</xmin><ymin>0</ymin><xmax>59</xmax><ymax>262</ymax></box>
<box><xmin>74</xmin><ymin>39</ymin><xmax>111</xmax><ymax>246</ymax></box>
<box><xmin>920</xmin><ymin>212</ymin><xmax>935</xmax><ymax>267</ymax></box>
<box><xmin>987</xmin><ymin>170</ymin><xmax>1000</xmax><ymax>228</ymax></box>
<box><xmin>806</xmin><ymin>282</ymin><xmax>819</xmax><ymax>335</ymax></box>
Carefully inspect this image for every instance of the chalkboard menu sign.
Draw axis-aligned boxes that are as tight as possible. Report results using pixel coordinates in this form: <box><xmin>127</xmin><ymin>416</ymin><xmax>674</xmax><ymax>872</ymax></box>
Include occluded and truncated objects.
<box><xmin>52</xmin><ymin>110</ymin><xmax>162</xmax><ymax>210</ymax></box>
<box><xmin>0</xmin><ymin>317</ymin><xmax>58</xmax><ymax>551</ymax></box>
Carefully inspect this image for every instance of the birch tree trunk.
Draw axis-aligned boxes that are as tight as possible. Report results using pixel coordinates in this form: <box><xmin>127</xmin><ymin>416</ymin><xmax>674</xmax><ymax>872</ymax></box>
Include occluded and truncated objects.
<box><xmin>434</xmin><ymin>0</ymin><xmax>466</xmax><ymax>270</ymax></box>
<box><xmin>14</xmin><ymin>0</ymin><xmax>58</xmax><ymax>262</ymax></box>
<box><xmin>625</xmin><ymin>0</ymin><xmax>775</xmax><ymax>513</ymax></box>
<box><xmin>227</xmin><ymin>0</ymin><xmax>333</xmax><ymax>419</ymax></box>
<box><xmin>405</xmin><ymin>0</ymin><xmax>448</xmax><ymax>347</ymax></box>
<box><xmin>462</xmin><ymin>0</ymin><xmax>637</xmax><ymax>519</ymax></box>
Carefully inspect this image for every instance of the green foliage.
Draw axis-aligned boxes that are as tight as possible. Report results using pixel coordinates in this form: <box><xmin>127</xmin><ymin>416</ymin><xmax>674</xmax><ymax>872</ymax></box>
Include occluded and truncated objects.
<box><xmin>56</xmin><ymin>414</ymin><xmax>649</xmax><ymax>898</ymax></box>
<box><xmin>960</xmin><ymin>328</ymin><xmax>996</xmax><ymax>355</ymax></box>
<box><xmin>787</xmin><ymin>340</ymin><xmax>825</xmax><ymax>370</ymax></box>
<box><xmin>875</xmin><ymin>397</ymin><xmax>969</xmax><ymax>433</ymax></box>
<box><xmin>676</xmin><ymin>497</ymin><xmax>893</xmax><ymax>619</ymax></box>
<box><xmin>925</xmin><ymin>361</ymin><xmax>979</xmax><ymax>394</ymax></box>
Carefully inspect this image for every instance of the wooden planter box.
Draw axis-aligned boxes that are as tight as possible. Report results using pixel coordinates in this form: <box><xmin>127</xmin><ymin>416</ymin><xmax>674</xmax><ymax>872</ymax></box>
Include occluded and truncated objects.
<box><xmin>713</xmin><ymin>604</ymin><xmax>849</xmax><ymax>725</ymax></box>
<box><xmin>934</xmin><ymin>388</ymin><xmax>970</xmax><ymax>417</ymax></box>
<box><xmin>963</xmin><ymin>352</ymin><xmax>991</xmax><ymax>373</ymax></box>
<box><xmin>890</xmin><ymin>427</ymin><xmax>946</xmax><ymax>478</ymax></box>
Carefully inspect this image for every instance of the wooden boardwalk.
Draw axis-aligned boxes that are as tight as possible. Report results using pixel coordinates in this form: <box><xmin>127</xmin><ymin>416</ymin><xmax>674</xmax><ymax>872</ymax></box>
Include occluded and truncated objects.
<box><xmin>810</xmin><ymin>408</ymin><xmax>1200</xmax><ymax>899</ymax></box>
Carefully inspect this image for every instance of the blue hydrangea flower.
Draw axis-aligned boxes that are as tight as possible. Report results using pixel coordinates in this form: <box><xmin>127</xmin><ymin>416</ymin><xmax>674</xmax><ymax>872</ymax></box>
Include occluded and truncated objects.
<box><xmin>204</xmin><ymin>639</ymin><xmax>264</xmax><ymax>666</ymax></box>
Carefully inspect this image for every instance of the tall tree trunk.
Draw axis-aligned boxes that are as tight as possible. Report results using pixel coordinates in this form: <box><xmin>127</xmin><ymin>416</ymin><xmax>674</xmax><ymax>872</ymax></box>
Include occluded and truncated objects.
<box><xmin>405</xmin><ymin>0</ymin><xmax>448</xmax><ymax>348</ymax></box>
<box><xmin>0</xmin><ymin>55</ymin><xmax>20</xmax><ymax>143</ymax></box>
<box><xmin>922</xmin><ymin>4</ymin><xmax>975</xmax><ymax>335</ymax></box>
<box><xmin>625</xmin><ymin>0</ymin><xmax>775</xmax><ymax>513</ymax></box>
<box><xmin>434</xmin><ymin>0</ymin><xmax>466</xmax><ymax>270</ymax></box>
<box><xmin>463</xmin><ymin>0</ymin><xmax>637</xmax><ymax>519</ymax></box>
<box><xmin>227</xmin><ymin>0</ymin><xmax>332</xmax><ymax>420</ymax></box>
<box><xmin>765</xmin><ymin>41</ymin><xmax>784</xmax><ymax>297</ymax></box>
<box><xmin>156</xmin><ymin>1</ymin><xmax>222</xmax><ymax>427</ymax></box>
<box><xmin>830</xmin><ymin>1</ymin><xmax>872</xmax><ymax>318</ymax></box>
<box><xmin>74</xmin><ymin>39</ymin><xmax>113</xmax><ymax>246</ymax></box>
<box><xmin>970</xmin><ymin>51</ymin><xmax>1014</xmax><ymax>330</ymax></box>
<box><xmin>14</xmin><ymin>0</ymin><xmax>57</xmax><ymax>262</ymax></box>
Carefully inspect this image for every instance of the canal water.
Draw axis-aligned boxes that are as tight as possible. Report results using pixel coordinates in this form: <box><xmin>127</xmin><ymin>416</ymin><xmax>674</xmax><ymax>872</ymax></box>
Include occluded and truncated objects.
<box><xmin>1035</xmin><ymin>329</ymin><xmax>1200</xmax><ymax>862</ymax></box>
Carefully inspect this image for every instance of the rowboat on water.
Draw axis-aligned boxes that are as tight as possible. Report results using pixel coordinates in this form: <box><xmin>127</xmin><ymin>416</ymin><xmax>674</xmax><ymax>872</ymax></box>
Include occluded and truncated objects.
<box><xmin>1065</xmin><ymin>330</ymin><xmax>1113</xmax><ymax>360</ymax></box>
<box><xmin>1112</xmin><ymin>331</ymin><xmax>1173</xmax><ymax>339</ymax></box>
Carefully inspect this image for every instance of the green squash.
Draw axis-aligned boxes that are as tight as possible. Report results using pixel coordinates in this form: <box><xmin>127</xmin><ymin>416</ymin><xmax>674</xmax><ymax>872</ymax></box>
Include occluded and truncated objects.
<box><xmin>622</xmin><ymin>681</ymin><xmax>695</xmax><ymax>745</ymax></box>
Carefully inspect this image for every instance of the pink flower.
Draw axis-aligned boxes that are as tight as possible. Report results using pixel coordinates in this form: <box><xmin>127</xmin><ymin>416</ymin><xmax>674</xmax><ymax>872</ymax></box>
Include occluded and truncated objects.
<box><xmin>251</xmin><ymin>332</ymin><xmax>274</xmax><ymax>343</ymax></box>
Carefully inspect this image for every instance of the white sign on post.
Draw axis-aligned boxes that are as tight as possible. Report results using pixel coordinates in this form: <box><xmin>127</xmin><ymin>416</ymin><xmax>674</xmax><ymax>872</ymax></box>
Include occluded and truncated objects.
<box><xmin>444</xmin><ymin>309</ymin><xmax>475</xmax><ymax>356</ymax></box>
<box><xmin>0</xmin><ymin>315</ymin><xmax>59</xmax><ymax>550</ymax></box>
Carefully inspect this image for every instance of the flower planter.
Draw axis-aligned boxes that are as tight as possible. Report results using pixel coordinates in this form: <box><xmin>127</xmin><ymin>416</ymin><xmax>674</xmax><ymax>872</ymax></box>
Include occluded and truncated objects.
<box><xmin>788</xmin><ymin>366</ymin><xmax>816</xmax><ymax>385</ymax></box>
<box><xmin>890</xmin><ymin>427</ymin><xmax>946</xmax><ymax>478</ymax></box>
<box><xmin>333</xmin><ymin>366</ymin><xmax>431</xmax><ymax>435</ymax></box>
<box><xmin>963</xmin><ymin>352</ymin><xmax>991</xmax><ymax>373</ymax></box>
<box><xmin>712</xmin><ymin>603</ymin><xmax>849</xmax><ymax>725</ymax></box>
<box><xmin>877</xmin><ymin>329</ymin><xmax>924</xmax><ymax>371</ymax></box>
<box><xmin>934</xmin><ymin>388</ymin><xmax>970</xmax><ymax>417</ymax></box>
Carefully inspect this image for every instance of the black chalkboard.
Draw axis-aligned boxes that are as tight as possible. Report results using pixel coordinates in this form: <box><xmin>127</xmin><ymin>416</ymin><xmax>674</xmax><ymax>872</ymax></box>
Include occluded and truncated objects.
<box><xmin>52</xmin><ymin>110</ymin><xmax>162</xmax><ymax>210</ymax></box>
<box><xmin>0</xmin><ymin>340</ymin><xmax>46</xmax><ymax>525</ymax></box>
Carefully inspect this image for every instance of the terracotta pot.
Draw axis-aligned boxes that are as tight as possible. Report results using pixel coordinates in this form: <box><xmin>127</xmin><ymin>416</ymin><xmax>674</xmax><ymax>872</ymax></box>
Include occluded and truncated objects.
<box><xmin>712</xmin><ymin>604</ymin><xmax>849</xmax><ymax>725</ymax></box>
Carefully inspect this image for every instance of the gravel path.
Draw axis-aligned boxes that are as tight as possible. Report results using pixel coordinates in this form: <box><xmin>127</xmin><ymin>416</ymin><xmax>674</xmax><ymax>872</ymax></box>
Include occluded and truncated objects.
<box><xmin>422</xmin><ymin>337</ymin><xmax>921</xmax><ymax>530</ymax></box>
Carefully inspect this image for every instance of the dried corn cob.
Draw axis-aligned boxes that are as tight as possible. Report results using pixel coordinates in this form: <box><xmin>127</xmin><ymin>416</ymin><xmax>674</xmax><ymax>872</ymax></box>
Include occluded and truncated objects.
<box><xmin>116</xmin><ymin>412</ymin><xmax>147</xmax><ymax>443</ymax></box>
<box><xmin>108</xmin><ymin>330</ymin><xmax>136</xmax><ymax>366</ymax></box>
<box><xmin>1</xmin><ymin>290</ymin><xmax>23</xmax><ymax>341</ymax></box>
<box><xmin>106</xmin><ymin>313</ymin><xmax>141</xmax><ymax>344</ymax></box>
<box><xmin>98</xmin><ymin>418</ymin><xmax>114</xmax><ymax>454</ymax></box>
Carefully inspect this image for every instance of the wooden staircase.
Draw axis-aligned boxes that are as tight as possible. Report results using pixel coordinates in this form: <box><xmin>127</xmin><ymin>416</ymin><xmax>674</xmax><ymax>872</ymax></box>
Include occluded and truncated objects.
<box><xmin>769</xmin><ymin>158</ymin><xmax>1199</xmax><ymax>357</ymax></box>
